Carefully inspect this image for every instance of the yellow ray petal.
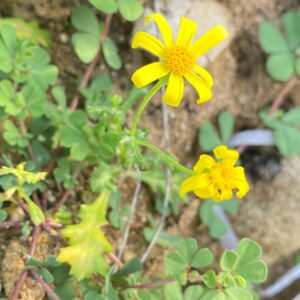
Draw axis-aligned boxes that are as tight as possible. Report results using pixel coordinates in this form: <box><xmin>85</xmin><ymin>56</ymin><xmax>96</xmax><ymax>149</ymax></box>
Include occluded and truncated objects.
<box><xmin>180</xmin><ymin>174</ymin><xmax>208</xmax><ymax>196</ymax></box>
<box><xmin>176</xmin><ymin>17</ymin><xmax>197</xmax><ymax>46</ymax></box>
<box><xmin>194</xmin><ymin>183</ymin><xmax>216</xmax><ymax>199</ymax></box>
<box><xmin>146</xmin><ymin>13</ymin><xmax>174</xmax><ymax>47</ymax></box>
<box><xmin>193</xmin><ymin>154</ymin><xmax>215</xmax><ymax>173</ymax></box>
<box><xmin>162</xmin><ymin>72</ymin><xmax>184</xmax><ymax>107</ymax></box>
<box><xmin>189</xmin><ymin>25</ymin><xmax>228</xmax><ymax>57</ymax></box>
<box><xmin>184</xmin><ymin>71</ymin><xmax>212</xmax><ymax>103</ymax></box>
<box><xmin>131</xmin><ymin>62</ymin><xmax>169</xmax><ymax>88</ymax></box>
<box><xmin>132</xmin><ymin>32</ymin><xmax>166</xmax><ymax>58</ymax></box>
<box><xmin>234</xmin><ymin>176</ymin><xmax>250</xmax><ymax>199</ymax></box>
<box><xmin>193</xmin><ymin>65</ymin><xmax>213</xmax><ymax>88</ymax></box>
<box><xmin>213</xmin><ymin>145</ymin><xmax>238</xmax><ymax>163</ymax></box>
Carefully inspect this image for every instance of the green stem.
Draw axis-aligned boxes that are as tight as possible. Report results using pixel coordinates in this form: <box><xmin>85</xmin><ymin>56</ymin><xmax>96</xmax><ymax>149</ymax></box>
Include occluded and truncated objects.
<box><xmin>135</xmin><ymin>139</ymin><xmax>195</xmax><ymax>176</ymax></box>
<box><xmin>130</xmin><ymin>79</ymin><xmax>166</xmax><ymax>135</ymax></box>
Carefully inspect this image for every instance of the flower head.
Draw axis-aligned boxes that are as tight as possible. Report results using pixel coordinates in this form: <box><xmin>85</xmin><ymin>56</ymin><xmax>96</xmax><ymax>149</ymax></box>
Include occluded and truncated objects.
<box><xmin>180</xmin><ymin>145</ymin><xmax>249</xmax><ymax>201</ymax></box>
<box><xmin>131</xmin><ymin>13</ymin><xmax>228</xmax><ymax>107</ymax></box>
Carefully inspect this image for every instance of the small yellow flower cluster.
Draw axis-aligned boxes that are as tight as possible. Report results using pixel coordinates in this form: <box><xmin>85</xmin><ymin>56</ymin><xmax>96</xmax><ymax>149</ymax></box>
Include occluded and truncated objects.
<box><xmin>180</xmin><ymin>146</ymin><xmax>249</xmax><ymax>201</ymax></box>
<box><xmin>131</xmin><ymin>14</ymin><xmax>249</xmax><ymax>202</ymax></box>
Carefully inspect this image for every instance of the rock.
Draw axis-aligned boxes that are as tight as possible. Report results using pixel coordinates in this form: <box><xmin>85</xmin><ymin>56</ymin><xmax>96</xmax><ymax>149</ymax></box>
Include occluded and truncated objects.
<box><xmin>232</xmin><ymin>156</ymin><xmax>300</xmax><ymax>266</ymax></box>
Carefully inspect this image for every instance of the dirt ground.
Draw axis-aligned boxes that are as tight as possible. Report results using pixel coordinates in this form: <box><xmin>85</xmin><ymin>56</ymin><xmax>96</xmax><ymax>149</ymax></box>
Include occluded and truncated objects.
<box><xmin>1</xmin><ymin>0</ymin><xmax>300</xmax><ymax>299</ymax></box>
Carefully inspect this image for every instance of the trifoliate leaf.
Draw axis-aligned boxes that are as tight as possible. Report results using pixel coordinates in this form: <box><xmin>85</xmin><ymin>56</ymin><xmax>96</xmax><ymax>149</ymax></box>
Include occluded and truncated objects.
<box><xmin>71</xmin><ymin>5</ymin><xmax>101</xmax><ymax>63</ymax></box>
<box><xmin>0</xmin><ymin>25</ymin><xmax>16</xmax><ymax>73</ymax></box>
<box><xmin>57</xmin><ymin>192</ymin><xmax>114</xmax><ymax>280</ymax></box>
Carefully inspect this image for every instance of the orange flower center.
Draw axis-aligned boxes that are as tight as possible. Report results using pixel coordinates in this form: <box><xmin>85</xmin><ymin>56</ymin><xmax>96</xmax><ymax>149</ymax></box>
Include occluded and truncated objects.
<box><xmin>164</xmin><ymin>46</ymin><xmax>195</xmax><ymax>75</ymax></box>
<box><xmin>209</xmin><ymin>162</ymin><xmax>235</xmax><ymax>191</ymax></box>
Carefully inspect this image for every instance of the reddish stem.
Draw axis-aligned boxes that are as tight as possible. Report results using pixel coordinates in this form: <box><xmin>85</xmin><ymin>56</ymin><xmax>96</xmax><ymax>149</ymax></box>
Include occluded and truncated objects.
<box><xmin>0</xmin><ymin>221</ymin><xmax>20</xmax><ymax>229</ymax></box>
<box><xmin>30</xmin><ymin>270</ymin><xmax>60</xmax><ymax>300</ymax></box>
<box><xmin>70</xmin><ymin>14</ymin><xmax>113</xmax><ymax>111</ymax></box>
<box><xmin>269</xmin><ymin>77</ymin><xmax>297</xmax><ymax>115</ymax></box>
<box><xmin>9</xmin><ymin>226</ymin><xmax>41</xmax><ymax>300</ymax></box>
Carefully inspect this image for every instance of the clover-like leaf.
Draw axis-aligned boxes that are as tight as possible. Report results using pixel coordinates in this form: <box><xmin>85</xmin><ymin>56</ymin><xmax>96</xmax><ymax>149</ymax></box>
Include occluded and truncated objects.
<box><xmin>220</xmin><ymin>238</ymin><xmax>268</xmax><ymax>284</ymax></box>
<box><xmin>71</xmin><ymin>5</ymin><xmax>101</xmax><ymax>63</ymax></box>
<box><xmin>57</xmin><ymin>192</ymin><xmax>114</xmax><ymax>280</ymax></box>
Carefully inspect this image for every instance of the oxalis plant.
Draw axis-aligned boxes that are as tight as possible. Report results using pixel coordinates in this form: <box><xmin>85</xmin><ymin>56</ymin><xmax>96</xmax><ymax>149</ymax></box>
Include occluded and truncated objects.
<box><xmin>0</xmin><ymin>2</ymin><xmax>268</xmax><ymax>300</ymax></box>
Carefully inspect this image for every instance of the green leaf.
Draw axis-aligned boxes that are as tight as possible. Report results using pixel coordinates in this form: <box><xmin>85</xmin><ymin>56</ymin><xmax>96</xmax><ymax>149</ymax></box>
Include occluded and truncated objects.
<box><xmin>191</xmin><ymin>248</ymin><xmax>214</xmax><ymax>269</ymax></box>
<box><xmin>259</xmin><ymin>109</ymin><xmax>281</xmax><ymax>128</ymax></box>
<box><xmin>25</xmin><ymin>47</ymin><xmax>58</xmax><ymax>90</ymax></box>
<box><xmin>114</xmin><ymin>257</ymin><xmax>141</xmax><ymax>277</ymax></box>
<box><xmin>71</xmin><ymin>5</ymin><xmax>99</xmax><ymax>35</ymax></box>
<box><xmin>0</xmin><ymin>80</ymin><xmax>22</xmax><ymax>116</ymax></box>
<box><xmin>103</xmin><ymin>38</ymin><xmax>122</xmax><ymax>70</ymax></box>
<box><xmin>218</xmin><ymin>111</ymin><xmax>235</xmax><ymax>143</ymax></box>
<box><xmin>72</xmin><ymin>33</ymin><xmax>100</xmax><ymax>64</ymax></box>
<box><xmin>258</xmin><ymin>21</ymin><xmax>289</xmax><ymax>53</ymax></box>
<box><xmin>177</xmin><ymin>238</ymin><xmax>198</xmax><ymax>264</ymax></box>
<box><xmin>57</xmin><ymin>192</ymin><xmax>114</xmax><ymax>280</ymax></box>
<box><xmin>199</xmin><ymin>121</ymin><xmax>222</xmax><ymax>151</ymax></box>
<box><xmin>0</xmin><ymin>18</ymin><xmax>51</xmax><ymax>48</ymax></box>
<box><xmin>282</xmin><ymin>11</ymin><xmax>300</xmax><ymax>49</ymax></box>
<box><xmin>52</xmin><ymin>86</ymin><xmax>66</xmax><ymax>108</ymax></box>
<box><xmin>164</xmin><ymin>252</ymin><xmax>186</xmax><ymax>277</ymax></box>
<box><xmin>91</xmin><ymin>164</ymin><xmax>117</xmax><ymax>192</ymax></box>
<box><xmin>22</xmin><ymin>84</ymin><xmax>47</xmax><ymax>117</ymax></box>
<box><xmin>105</xmin><ymin>277</ymin><xmax>120</xmax><ymax>300</ymax></box>
<box><xmin>89</xmin><ymin>0</ymin><xmax>118</xmax><ymax>14</ymax></box>
<box><xmin>282</xmin><ymin>107</ymin><xmax>300</xmax><ymax>125</ymax></box>
<box><xmin>234</xmin><ymin>238</ymin><xmax>268</xmax><ymax>283</ymax></box>
<box><xmin>44</xmin><ymin>256</ymin><xmax>60</xmax><ymax>267</ymax></box>
<box><xmin>23</xmin><ymin>196</ymin><xmax>45</xmax><ymax>225</ymax></box>
<box><xmin>203</xmin><ymin>270</ymin><xmax>217</xmax><ymax>289</ymax></box>
<box><xmin>183</xmin><ymin>286</ymin><xmax>203</xmax><ymax>300</ymax></box>
<box><xmin>117</xmin><ymin>0</ymin><xmax>143</xmax><ymax>21</ymax></box>
<box><xmin>84</xmin><ymin>291</ymin><xmax>105</xmax><ymax>300</ymax></box>
<box><xmin>0</xmin><ymin>210</ymin><xmax>7</xmax><ymax>221</ymax></box>
<box><xmin>266</xmin><ymin>53</ymin><xmax>294</xmax><ymax>81</ymax></box>
<box><xmin>3</xmin><ymin>120</ymin><xmax>30</xmax><ymax>147</ymax></box>
<box><xmin>163</xmin><ymin>281</ymin><xmax>183</xmax><ymax>300</ymax></box>
<box><xmin>200</xmin><ymin>200</ymin><xmax>239</xmax><ymax>239</ymax></box>
<box><xmin>225</xmin><ymin>287</ymin><xmax>253</xmax><ymax>300</ymax></box>
<box><xmin>274</xmin><ymin>124</ymin><xmax>300</xmax><ymax>156</ymax></box>
<box><xmin>71</xmin><ymin>6</ymin><xmax>101</xmax><ymax>63</ymax></box>
<box><xmin>0</xmin><ymin>24</ymin><xmax>18</xmax><ymax>54</ymax></box>
<box><xmin>39</xmin><ymin>268</ymin><xmax>54</xmax><ymax>284</ymax></box>
<box><xmin>32</xmin><ymin>141</ymin><xmax>51</xmax><ymax>169</ymax></box>
<box><xmin>220</xmin><ymin>250</ymin><xmax>238</xmax><ymax>271</ymax></box>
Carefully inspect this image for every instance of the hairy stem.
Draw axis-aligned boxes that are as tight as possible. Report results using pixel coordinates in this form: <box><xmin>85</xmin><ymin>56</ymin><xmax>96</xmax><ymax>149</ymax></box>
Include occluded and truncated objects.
<box><xmin>130</xmin><ymin>80</ymin><xmax>166</xmax><ymax>135</ymax></box>
<box><xmin>135</xmin><ymin>139</ymin><xmax>194</xmax><ymax>176</ymax></box>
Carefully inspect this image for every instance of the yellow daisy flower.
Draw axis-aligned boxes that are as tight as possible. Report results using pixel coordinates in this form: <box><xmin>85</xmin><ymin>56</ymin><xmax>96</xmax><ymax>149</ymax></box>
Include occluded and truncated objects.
<box><xmin>180</xmin><ymin>145</ymin><xmax>249</xmax><ymax>202</ymax></box>
<box><xmin>131</xmin><ymin>13</ymin><xmax>228</xmax><ymax>107</ymax></box>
